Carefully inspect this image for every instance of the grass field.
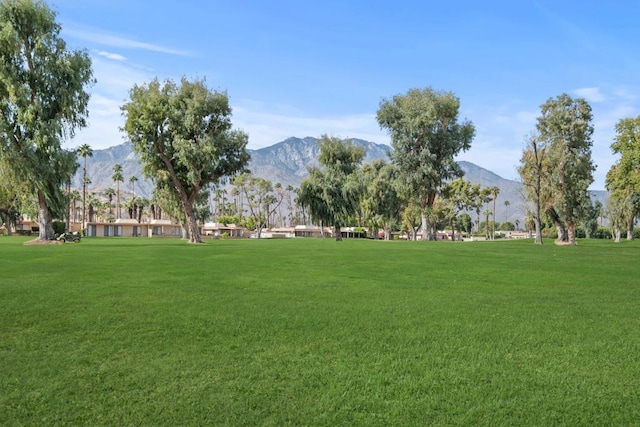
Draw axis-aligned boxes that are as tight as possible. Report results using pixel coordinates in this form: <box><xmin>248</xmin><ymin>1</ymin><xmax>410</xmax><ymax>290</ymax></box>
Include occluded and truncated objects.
<box><xmin>1</xmin><ymin>236</ymin><xmax>639</xmax><ymax>425</ymax></box>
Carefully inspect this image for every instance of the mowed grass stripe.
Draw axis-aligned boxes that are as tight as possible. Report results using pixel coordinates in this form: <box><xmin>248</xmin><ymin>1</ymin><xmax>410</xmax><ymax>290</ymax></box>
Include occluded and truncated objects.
<box><xmin>1</xmin><ymin>237</ymin><xmax>639</xmax><ymax>425</ymax></box>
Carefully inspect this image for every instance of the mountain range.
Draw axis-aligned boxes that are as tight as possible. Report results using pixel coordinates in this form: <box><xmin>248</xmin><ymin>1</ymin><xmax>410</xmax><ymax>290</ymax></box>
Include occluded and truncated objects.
<box><xmin>72</xmin><ymin>136</ymin><xmax>607</xmax><ymax>225</ymax></box>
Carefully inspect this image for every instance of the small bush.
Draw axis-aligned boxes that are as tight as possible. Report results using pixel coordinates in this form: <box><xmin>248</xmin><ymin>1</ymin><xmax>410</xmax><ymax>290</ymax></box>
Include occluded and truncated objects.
<box><xmin>593</xmin><ymin>227</ymin><xmax>613</xmax><ymax>239</ymax></box>
<box><xmin>31</xmin><ymin>226</ymin><xmax>39</xmax><ymax>232</ymax></box>
<box><xmin>53</xmin><ymin>221</ymin><xmax>66</xmax><ymax>235</ymax></box>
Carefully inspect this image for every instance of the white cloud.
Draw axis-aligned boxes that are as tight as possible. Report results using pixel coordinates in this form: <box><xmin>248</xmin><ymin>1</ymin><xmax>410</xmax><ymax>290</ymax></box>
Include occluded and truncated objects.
<box><xmin>96</xmin><ymin>50</ymin><xmax>126</xmax><ymax>61</ymax></box>
<box><xmin>64</xmin><ymin>55</ymin><xmax>154</xmax><ymax>150</ymax></box>
<box><xmin>573</xmin><ymin>87</ymin><xmax>607</xmax><ymax>103</ymax></box>
<box><xmin>64</xmin><ymin>26</ymin><xmax>191</xmax><ymax>57</ymax></box>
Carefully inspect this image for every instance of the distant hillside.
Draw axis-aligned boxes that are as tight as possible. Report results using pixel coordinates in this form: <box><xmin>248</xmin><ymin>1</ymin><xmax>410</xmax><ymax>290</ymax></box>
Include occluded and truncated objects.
<box><xmin>73</xmin><ymin>137</ymin><xmax>390</xmax><ymax>197</ymax></box>
<box><xmin>248</xmin><ymin>136</ymin><xmax>391</xmax><ymax>188</ymax></box>
<box><xmin>72</xmin><ymin>136</ymin><xmax>607</xmax><ymax>225</ymax></box>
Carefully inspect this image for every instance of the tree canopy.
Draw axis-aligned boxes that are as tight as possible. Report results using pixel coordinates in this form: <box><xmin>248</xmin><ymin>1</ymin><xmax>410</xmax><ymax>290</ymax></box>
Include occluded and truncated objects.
<box><xmin>520</xmin><ymin>94</ymin><xmax>594</xmax><ymax>245</ymax></box>
<box><xmin>377</xmin><ymin>87</ymin><xmax>475</xmax><ymax>240</ymax></box>
<box><xmin>540</xmin><ymin>94</ymin><xmax>594</xmax><ymax>245</ymax></box>
<box><xmin>122</xmin><ymin>77</ymin><xmax>250</xmax><ymax>243</ymax></box>
<box><xmin>605</xmin><ymin>116</ymin><xmax>640</xmax><ymax>240</ymax></box>
<box><xmin>297</xmin><ymin>136</ymin><xmax>365</xmax><ymax>241</ymax></box>
<box><xmin>0</xmin><ymin>0</ymin><xmax>93</xmax><ymax>240</ymax></box>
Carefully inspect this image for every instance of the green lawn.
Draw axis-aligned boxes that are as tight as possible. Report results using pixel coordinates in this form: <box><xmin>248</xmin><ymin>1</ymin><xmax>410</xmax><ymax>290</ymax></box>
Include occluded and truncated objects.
<box><xmin>1</xmin><ymin>236</ymin><xmax>639</xmax><ymax>425</ymax></box>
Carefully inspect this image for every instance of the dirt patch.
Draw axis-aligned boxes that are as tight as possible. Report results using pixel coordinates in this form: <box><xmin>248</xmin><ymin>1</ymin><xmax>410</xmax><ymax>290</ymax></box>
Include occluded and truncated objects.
<box><xmin>554</xmin><ymin>240</ymin><xmax>576</xmax><ymax>246</ymax></box>
<box><xmin>23</xmin><ymin>239</ymin><xmax>63</xmax><ymax>246</ymax></box>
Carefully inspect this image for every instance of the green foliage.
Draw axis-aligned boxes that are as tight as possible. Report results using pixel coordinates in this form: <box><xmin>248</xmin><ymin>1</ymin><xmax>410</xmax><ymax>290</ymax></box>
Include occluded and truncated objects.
<box><xmin>52</xmin><ymin>221</ymin><xmax>65</xmax><ymax>235</ymax></box>
<box><xmin>580</xmin><ymin>199</ymin><xmax>602</xmax><ymax>239</ymax></box>
<box><xmin>297</xmin><ymin>136</ymin><xmax>365</xmax><ymax>240</ymax></box>
<box><xmin>377</xmin><ymin>87</ymin><xmax>475</xmax><ymax>240</ymax></box>
<box><xmin>217</xmin><ymin>215</ymin><xmax>239</xmax><ymax>226</ymax></box>
<box><xmin>232</xmin><ymin>173</ymin><xmax>283</xmax><ymax>236</ymax></box>
<box><xmin>2</xmin><ymin>238</ymin><xmax>640</xmax><ymax>425</ymax></box>
<box><xmin>122</xmin><ymin>77</ymin><xmax>249</xmax><ymax>243</ymax></box>
<box><xmin>605</xmin><ymin>116</ymin><xmax>640</xmax><ymax>239</ymax></box>
<box><xmin>456</xmin><ymin>213</ymin><xmax>473</xmax><ymax>233</ymax></box>
<box><xmin>361</xmin><ymin>159</ymin><xmax>401</xmax><ymax>239</ymax></box>
<box><xmin>0</xmin><ymin>0</ymin><xmax>93</xmax><ymax>239</ymax></box>
<box><xmin>499</xmin><ymin>221</ymin><xmax>515</xmax><ymax>231</ymax></box>
<box><xmin>535</xmin><ymin>94</ymin><xmax>595</xmax><ymax>243</ymax></box>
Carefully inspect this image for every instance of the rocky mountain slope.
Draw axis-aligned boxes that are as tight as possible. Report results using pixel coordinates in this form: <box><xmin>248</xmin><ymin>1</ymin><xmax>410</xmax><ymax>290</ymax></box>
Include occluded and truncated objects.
<box><xmin>72</xmin><ymin>136</ymin><xmax>607</xmax><ymax>225</ymax></box>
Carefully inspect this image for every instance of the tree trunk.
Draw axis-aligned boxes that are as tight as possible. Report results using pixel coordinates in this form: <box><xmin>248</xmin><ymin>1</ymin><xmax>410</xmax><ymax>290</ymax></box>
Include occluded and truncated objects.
<box><xmin>533</xmin><ymin>216</ymin><xmax>543</xmax><ymax>245</ymax></box>
<box><xmin>334</xmin><ymin>225</ymin><xmax>342</xmax><ymax>241</ymax></box>
<box><xmin>182</xmin><ymin>200</ymin><xmax>201</xmax><ymax>243</ymax></box>
<box><xmin>614</xmin><ymin>228</ymin><xmax>621</xmax><ymax>243</ymax></box>
<box><xmin>450</xmin><ymin>217</ymin><xmax>456</xmax><ymax>241</ymax></box>
<box><xmin>1</xmin><ymin>212</ymin><xmax>13</xmax><ymax>236</ymax></box>
<box><xmin>65</xmin><ymin>181</ymin><xmax>71</xmax><ymax>233</ymax></box>
<box><xmin>37</xmin><ymin>190</ymin><xmax>54</xmax><ymax>240</ymax></box>
<box><xmin>533</xmin><ymin>200</ymin><xmax>543</xmax><ymax>244</ymax></box>
<box><xmin>547</xmin><ymin>207</ymin><xmax>567</xmax><ymax>243</ymax></box>
<box><xmin>566</xmin><ymin>220</ymin><xmax>577</xmax><ymax>245</ymax></box>
<box><xmin>420</xmin><ymin>211</ymin><xmax>428</xmax><ymax>241</ymax></box>
<box><xmin>627</xmin><ymin>217</ymin><xmax>634</xmax><ymax>240</ymax></box>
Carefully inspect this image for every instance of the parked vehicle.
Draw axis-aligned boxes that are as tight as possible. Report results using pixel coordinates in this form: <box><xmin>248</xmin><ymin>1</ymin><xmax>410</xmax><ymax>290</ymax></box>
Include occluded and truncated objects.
<box><xmin>56</xmin><ymin>232</ymin><xmax>81</xmax><ymax>243</ymax></box>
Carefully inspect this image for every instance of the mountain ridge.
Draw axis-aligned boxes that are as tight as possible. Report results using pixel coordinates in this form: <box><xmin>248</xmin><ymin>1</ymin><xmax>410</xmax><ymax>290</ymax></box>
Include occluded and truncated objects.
<box><xmin>72</xmin><ymin>137</ymin><xmax>607</xmax><ymax>225</ymax></box>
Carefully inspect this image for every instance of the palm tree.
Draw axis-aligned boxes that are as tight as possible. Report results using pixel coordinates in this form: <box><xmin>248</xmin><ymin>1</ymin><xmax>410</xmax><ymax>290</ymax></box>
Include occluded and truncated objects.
<box><xmin>86</xmin><ymin>193</ymin><xmax>99</xmax><ymax>223</ymax></box>
<box><xmin>490</xmin><ymin>186</ymin><xmax>500</xmax><ymax>240</ymax></box>
<box><xmin>77</xmin><ymin>144</ymin><xmax>93</xmax><ymax>232</ymax></box>
<box><xmin>484</xmin><ymin>209</ymin><xmax>492</xmax><ymax>239</ymax></box>
<box><xmin>70</xmin><ymin>190</ymin><xmax>81</xmax><ymax>223</ymax></box>
<box><xmin>105</xmin><ymin>187</ymin><xmax>115</xmax><ymax>218</ymax></box>
<box><xmin>129</xmin><ymin>175</ymin><xmax>138</xmax><ymax>200</ymax></box>
<box><xmin>112</xmin><ymin>164</ymin><xmax>124</xmax><ymax>219</ymax></box>
<box><xmin>504</xmin><ymin>200</ymin><xmax>510</xmax><ymax>223</ymax></box>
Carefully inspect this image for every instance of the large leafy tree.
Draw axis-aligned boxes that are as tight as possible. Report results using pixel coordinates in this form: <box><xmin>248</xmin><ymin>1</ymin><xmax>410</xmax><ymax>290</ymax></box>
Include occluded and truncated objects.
<box><xmin>122</xmin><ymin>77</ymin><xmax>250</xmax><ymax>243</ymax></box>
<box><xmin>535</xmin><ymin>94</ymin><xmax>595</xmax><ymax>245</ymax></box>
<box><xmin>232</xmin><ymin>173</ymin><xmax>284</xmax><ymax>238</ymax></box>
<box><xmin>0</xmin><ymin>157</ymin><xmax>22</xmax><ymax>234</ymax></box>
<box><xmin>440</xmin><ymin>178</ymin><xmax>478</xmax><ymax>240</ymax></box>
<box><xmin>361</xmin><ymin>159</ymin><xmax>401</xmax><ymax>240</ymax></box>
<box><xmin>605</xmin><ymin>116</ymin><xmax>640</xmax><ymax>240</ymax></box>
<box><xmin>297</xmin><ymin>136</ymin><xmax>365</xmax><ymax>241</ymax></box>
<box><xmin>0</xmin><ymin>0</ymin><xmax>93</xmax><ymax>240</ymax></box>
<box><xmin>517</xmin><ymin>133</ymin><xmax>546</xmax><ymax>244</ymax></box>
<box><xmin>377</xmin><ymin>87</ymin><xmax>475</xmax><ymax>240</ymax></box>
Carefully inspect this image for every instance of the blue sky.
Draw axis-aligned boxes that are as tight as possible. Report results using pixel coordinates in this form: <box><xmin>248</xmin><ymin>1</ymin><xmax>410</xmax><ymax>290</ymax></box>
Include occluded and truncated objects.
<box><xmin>52</xmin><ymin>0</ymin><xmax>640</xmax><ymax>190</ymax></box>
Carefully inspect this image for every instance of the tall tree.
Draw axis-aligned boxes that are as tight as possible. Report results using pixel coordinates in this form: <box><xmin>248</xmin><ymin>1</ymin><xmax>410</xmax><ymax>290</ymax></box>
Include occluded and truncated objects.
<box><xmin>0</xmin><ymin>158</ymin><xmax>22</xmax><ymax>235</ymax></box>
<box><xmin>77</xmin><ymin>143</ymin><xmax>93</xmax><ymax>232</ymax></box>
<box><xmin>441</xmin><ymin>178</ymin><xmax>478</xmax><ymax>241</ymax></box>
<box><xmin>129</xmin><ymin>175</ymin><xmax>138</xmax><ymax>200</ymax></box>
<box><xmin>297</xmin><ymin>136</ymin><xmax>365</xmax><ymax>241</ymax></box>
<box><xmin>112</xmin><ymin>163</ymin><xmax>124</xmax><ymax>219</ymax></box>
<box><xmin>361</xmin><ymin>159</ymin><xmax>401</xmax><ymax>240</ymax></box>
<box><xmin>503</xmin><ymin>200</ymin><xmax>510</xmax><ymax>223</ymax></box>
<box><xmin>0</xmin><ymin>0</ymin><xmax>93</xmax><ymax>240</ymax></box>
<box><xmin>122</xmin><ymin>77</ymin><xmax>250</xmax><ymax>243</ymax></box>
<box><xmin>490</xmin><ymin>186</ymin><xmax>500</xmax><ymax>240</ymax></box>
<box><xmin>232</xmin><ymin>173</ymin><xmax>284</xmax><ymax>238</ymax></box>
<box><xmin>535</xmin><ymin>94</ymin><xmax>595</xmax><ymax>245</ymax></box>
<box><xmin>517</xmin><ymin>133</ymin><xmax>545</xmax><ymax>244</ymax></box>
<box><xmin>104</xmin><ymin>187</ymin><xmax>115</xmax><ymax>219</ymax></box>
<box><xmin>605</xmin><ymin>116</ymin><xmax>640</xmax><ymax>240</ymax></box>
<box><xmin>377</xmin><ymin>87</ymin><xmax>475</xmax><ymax>240</ymax></box>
